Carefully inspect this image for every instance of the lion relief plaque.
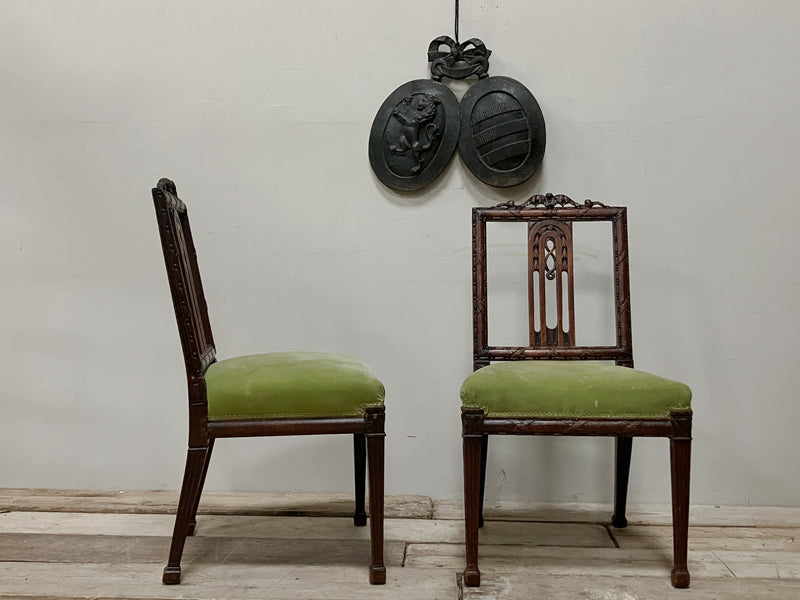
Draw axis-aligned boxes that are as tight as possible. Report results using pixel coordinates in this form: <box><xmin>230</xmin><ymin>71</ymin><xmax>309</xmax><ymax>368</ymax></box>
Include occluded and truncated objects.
<box><xmin>369</xmin><ymin>79</ymin><xmax>460</xmax><ymax>192</ymax></box>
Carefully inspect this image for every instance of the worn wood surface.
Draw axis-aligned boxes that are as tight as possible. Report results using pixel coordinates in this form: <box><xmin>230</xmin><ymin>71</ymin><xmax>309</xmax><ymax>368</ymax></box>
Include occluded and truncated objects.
<box><xmin>0</xmin><ymin>563</ymin><xmax>456</xmax><ymax>600</ymax></box>
<box><xmin>404</xmin><ymin>543</ymin><xmax>733</xmax><ymax>579</ymax></box>
<box><xmin>0</xmin><ymin>512</ymin><xmax>613</xmax><ymax>547</ymax></box>
<box><xmin>0</xmin><ymin>488</ymin><xmax>432</xmax><ymax>518</ymax></box>
<box><xmin>432</xmin><ymin>498</ymin><xmax>800</xmax><ymax>526</ymax></box>
<box><xmin>0</xmin><ymin>489</ymin><xmax>799</xmax><ymax>599</ymax></box>
<box><xmin>461</xmin><ymin>573</ymin><xmax>800</xmax><ymax>600</ymax></box>
<box><xmin>614</xmin><ymin>524</ymin><xmax>800</xmax><ymax>551</ymax></box>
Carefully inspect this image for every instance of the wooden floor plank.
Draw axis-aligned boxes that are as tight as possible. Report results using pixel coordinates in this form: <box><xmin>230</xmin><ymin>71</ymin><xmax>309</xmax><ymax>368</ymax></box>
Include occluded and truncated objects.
<box><xmin>711</xmin><ymin>549</ymin><xmax>800</xmax><ymax>579</ymax></box>
<box><xmin>0</xmin><ymin>488</ymin><xmax>432</xmax><ymax>519</ymax></box>
<box><xmin>0</xmin><ymin>512</ymin><xmax>614</xmax><ymax>547</ymax></box>
<box><xmin>461</xmin><ymin>573</ymin><xmax>800</xmax><ymax>600</ymax></box>
<box><xmin>4</xmin><ymin>489</ymin><xmax>799</xmax><ymax>526</ymax></box>
<box><xmin>0</xmin><ymin>563</ymin><xmax>457</xmax><ymax>600</ymax></box>
<box><xmin>404</xmin><ymin>543</ymin><xmax>733</xmax><ymax>579</ymax></box>
<box><xmin>0</xmin><ymin>532</ymin><xmax>406</xmax><ymax>567</ymax></box>
<box><xmin>615</xmin><ymin>524</ymin><xmax>800</xmax><ymax>552</ymax></box>
<box><xmin>433</xmin><ymin>499</ymin><xmax>800</xmax><ymax>527</ymax></box>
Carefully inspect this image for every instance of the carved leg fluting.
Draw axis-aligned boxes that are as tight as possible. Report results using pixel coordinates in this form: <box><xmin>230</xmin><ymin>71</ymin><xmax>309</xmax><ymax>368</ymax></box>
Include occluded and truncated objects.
<box><xmin>366</xmin><ymin>407</ymin><xmax>386</xmax><ymax>584</ymax></box>
<box><xmin>462</xmin><ymin>408</ymin><xmax>484</xmax><ymax>587</ymax></box>
<box><xmin>163</xmin><ymin>446</ymin><xmax>207</xmax><ymax>584</ymax></box>
<box><xmin>353</xmin><ymin>433</ymin><xmax>367</xmax><ymax>526</ymax></box>
<box><xmin>478</xmin><ymin>435</ymin><xmax>488</xmax><ymax>528</ymax></box>
<box><xmin>612</xmin><ymin>436</ymin><xmax>633</xmax><ymax>528</ymax></box>
<box><xmin>188</xmin><ymin>438</ymin><xmax>214</xmax><ymax>536</ymax></box>
<box><xmin>670</xmin><ymin>413</ymin><xmax>692</xmax><ymax>588</ymax></box>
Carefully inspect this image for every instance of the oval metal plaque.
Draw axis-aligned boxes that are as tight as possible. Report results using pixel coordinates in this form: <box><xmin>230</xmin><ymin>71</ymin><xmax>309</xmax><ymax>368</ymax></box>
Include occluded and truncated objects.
<box><xmin>458</xmin><ymin>76</ymin><xmax>546</xmax><ymax>188</ymax></box>
<box><xmin>369</xmin><ymin>79</ymin><xmax>460</xmax><ymax>192</ymax></box>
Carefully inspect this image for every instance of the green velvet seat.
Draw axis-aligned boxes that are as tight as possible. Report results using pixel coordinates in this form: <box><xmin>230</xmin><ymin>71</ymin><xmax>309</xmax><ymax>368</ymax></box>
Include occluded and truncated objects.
<box><xmin>461</xmin><ymin>362</ymin><xmax>691</xmax><ymax>420</ymax></box>
<box><xmin>206</xmin><ymin>352</ymin><xmax>385</xmax><ymax>421</ymax></box>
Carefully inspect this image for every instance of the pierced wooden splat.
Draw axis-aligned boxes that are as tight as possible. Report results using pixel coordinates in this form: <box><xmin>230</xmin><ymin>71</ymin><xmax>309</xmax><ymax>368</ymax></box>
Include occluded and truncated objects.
<box><xmin>528</xmin><ymin>220</ymin><xmax>575</xmax><ymax>347</ymax></box>
<box><xmin>471</xmin><ymin>197</ymin><xmax>632</xmax><ymax>365</ymax></box>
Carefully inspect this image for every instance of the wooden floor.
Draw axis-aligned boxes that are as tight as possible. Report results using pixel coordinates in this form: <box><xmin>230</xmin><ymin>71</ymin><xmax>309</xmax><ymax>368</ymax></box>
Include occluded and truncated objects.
<box><xmin>1</xmin><ymin>489</ymin><xmax>799</xmax><ymax>599</ymax></box>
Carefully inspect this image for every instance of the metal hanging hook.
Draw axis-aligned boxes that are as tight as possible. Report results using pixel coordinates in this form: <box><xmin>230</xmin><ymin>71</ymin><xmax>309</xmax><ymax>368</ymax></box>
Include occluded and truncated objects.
<box><xmin>455</xmin><ymin>0</ymin><xmax>460</xmax><ymax>43</ymax></box>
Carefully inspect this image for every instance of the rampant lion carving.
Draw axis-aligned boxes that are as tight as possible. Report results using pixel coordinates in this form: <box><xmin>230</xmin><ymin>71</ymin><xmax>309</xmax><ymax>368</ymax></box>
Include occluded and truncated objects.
<box><xmin>388</xmin><ymin>93</ymin><xmax>441</xmax><ymax>174</ymax></box>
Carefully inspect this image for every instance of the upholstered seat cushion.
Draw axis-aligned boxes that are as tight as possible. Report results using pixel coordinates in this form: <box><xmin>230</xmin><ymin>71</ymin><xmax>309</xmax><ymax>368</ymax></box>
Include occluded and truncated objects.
<box><xmin>205</xmin><ymin>352</ymin><xmax>385</xmax><ymax>421</ymax></box>
<box><xmin>461</xmin><ymin>362</ymin><xmax>691</xmax><ymax>419</ymax></box>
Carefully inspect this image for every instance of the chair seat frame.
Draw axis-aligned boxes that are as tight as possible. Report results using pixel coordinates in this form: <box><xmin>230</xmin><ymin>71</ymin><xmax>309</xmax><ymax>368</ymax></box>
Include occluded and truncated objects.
<box><xmin>153</xmin><ymin>179</ymin><xmax>385</xmax><ymax>585</ymax></box>
<box><xmin>462</xmin><ymin>195</ymin><xmax>692</xmax><ymax>589</ymax></box>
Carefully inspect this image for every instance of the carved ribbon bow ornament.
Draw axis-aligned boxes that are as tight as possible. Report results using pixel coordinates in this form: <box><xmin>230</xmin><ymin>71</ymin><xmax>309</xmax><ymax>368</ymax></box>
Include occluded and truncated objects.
<box><xmin>427</xmin><ymin>36</ymin><xmax>491</xmax><ymax>81</ymax></box>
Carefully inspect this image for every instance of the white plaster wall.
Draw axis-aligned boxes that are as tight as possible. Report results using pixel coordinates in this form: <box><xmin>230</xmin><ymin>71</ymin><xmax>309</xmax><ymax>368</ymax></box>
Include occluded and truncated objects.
<box><xmin>1</xmin><ymin>1</ymin><xmax>798</xmax><ymax>506</ymax></box>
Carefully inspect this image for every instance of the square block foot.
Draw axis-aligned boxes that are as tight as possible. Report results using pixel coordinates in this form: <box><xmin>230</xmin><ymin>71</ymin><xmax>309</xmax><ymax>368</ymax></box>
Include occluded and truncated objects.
<box><xmin>464</xmin><ymin>567</ymin><xmax>480</xmax><ymax>587</ymax></box>
<box><xmin>671</xmin><ymin>568</ymin><xmax>690</xmax><ymax>588</ymax></box>
<box><xmin>162</xmin><ymin>566</ymin><xmax>181</xmax><ymax>585</ymax></box>
<box><xmin>369</xmin><ymin>565</ymin><xmax>386</xmax><ymax>585</ymax></box>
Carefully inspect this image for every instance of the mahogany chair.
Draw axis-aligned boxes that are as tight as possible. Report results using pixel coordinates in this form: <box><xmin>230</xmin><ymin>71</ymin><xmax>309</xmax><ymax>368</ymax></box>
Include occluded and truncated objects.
<box><xmin>461</xmin><ymin>194</ymin><xmax>692</xmax><ymax>588</ymax></box>
<box><xmin>151</xmin><ymin>178</ymin><xmax>386</xmax><ymax>585</ymax></box>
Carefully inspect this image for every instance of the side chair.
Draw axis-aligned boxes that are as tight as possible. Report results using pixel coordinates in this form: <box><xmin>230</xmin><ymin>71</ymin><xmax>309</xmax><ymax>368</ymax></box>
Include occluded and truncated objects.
<box><xmin>151</xmin><ymin>178</ymin><xmax>386</xmax><ymax>585</ymax></box>
<box><xmin>461</xmin><ymin>194</ymin><xmax>692</xmax><ymax>588</ymax></box>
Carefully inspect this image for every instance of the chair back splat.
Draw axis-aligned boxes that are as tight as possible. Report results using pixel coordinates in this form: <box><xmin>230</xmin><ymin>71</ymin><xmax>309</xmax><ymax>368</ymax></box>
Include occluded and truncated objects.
<box><xmin>527</xmin><ymin>219</ymin><xmax>575</xmax><ymax>347</ymax></box>
<box><xmin>472</xmin><ymin>193</ymin><xmax>633</xmax><ymax>369</ymax></box>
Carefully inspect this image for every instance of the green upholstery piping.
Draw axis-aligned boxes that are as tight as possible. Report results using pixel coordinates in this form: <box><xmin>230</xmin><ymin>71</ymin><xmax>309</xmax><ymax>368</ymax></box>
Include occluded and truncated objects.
<box><xmin>205</xmin><ymin>352</ymin><xmax>384</xmax><ymax>421</ymax></box>
<box><xmin>461</xmin><ymin>361</ymin><xmax>691</xmax><ymax>419</ymax></box>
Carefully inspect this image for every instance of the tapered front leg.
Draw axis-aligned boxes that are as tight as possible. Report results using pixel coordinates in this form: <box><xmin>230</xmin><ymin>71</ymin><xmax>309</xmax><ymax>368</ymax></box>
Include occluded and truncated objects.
<box><xmin>612</xmin><ymin>436</ymin><xmax>632</xmax><ymax>528</ymax></box>
<box><xmin>462</xmin><ymin>408</ymin><xmax>484</xmax><ymax>587</ymax></box>
<box><xmin>188</xmin><ymin>438</ymin><xmax>214</xmax><ymax>536</ymax></box>
<box><xmin>163</xmin><ymin>446</ymin><xmax>207</xmax><ymax>584</ymax></box>
<box><xmin>353</xmin><ymin>433</ymin><xmax>367</xmax><ymax>526</ymax></box>
<box><xmin>366</xmin><ymin>407</ymin><xmax>386</xmax><ymax>584</ymax></box>
<box><xmin>670</xmin><ymin>412</ymin><xmax>692</xmax><ymax>588</ymax></box>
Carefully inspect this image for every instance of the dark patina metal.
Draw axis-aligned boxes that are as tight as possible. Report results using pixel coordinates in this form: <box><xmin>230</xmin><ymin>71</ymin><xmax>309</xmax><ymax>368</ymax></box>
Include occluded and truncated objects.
<box><xmin>458</xmin><ymin>76</ymin><xmax>546</xmax><ymax>188</ymax></box>
<box><xmin>369</xmin><ymin>79</ymin><xmax>460</xmax><ymax>192</ymax></box>
<box><xmin>428</xmin><ymin>36</ymin><xmax>491</xmax><ymax>81</ymax></box>
<box><xmin>369</xmin><ymin>26</ymin><xmax>546</xmax><ymax>192</ymax></box>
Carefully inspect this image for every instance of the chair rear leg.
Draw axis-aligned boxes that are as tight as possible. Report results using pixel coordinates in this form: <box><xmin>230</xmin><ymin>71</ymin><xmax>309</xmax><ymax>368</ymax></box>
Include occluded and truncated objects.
<box><xmin>188</xmin><ymin>438</ymin><xmax>214</xmax><ymax>536</ymax></box>
<box><xmin>670</xmin><ymin>430</ymin><xmax>692</xmax><ymax>588</ymax></box>
<box><xmin>366</xmin><ymin>428</ymin><xmax>386</xmax><ymax>584</ymax></box>
<box><xmin>353</xmin><ymin>433</ymin><xmax>367</xmax><ymax>526</ymax></box>
<box><xmin>478</xmin><ymin>435</ymin><xmax>488</xmax><ymax>528</ymax></box>
<box><xmin>163</xmin><ymin>446</ymin><xmax>208</xmax><ymax>584</ymax></box>
<box><xmin>612</xmin><ymin>436</ymin><xmax>633</xmax><ymax>528</ymax></box>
